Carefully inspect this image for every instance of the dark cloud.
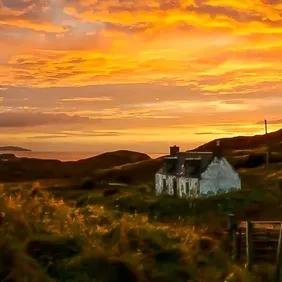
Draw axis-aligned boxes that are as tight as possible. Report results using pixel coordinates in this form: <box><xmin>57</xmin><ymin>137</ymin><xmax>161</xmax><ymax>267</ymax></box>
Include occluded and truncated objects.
<box><xmin>0</xmin><ymin>0</ymin><xmax>71</xmax><ymax>33</ymax></box>
<box><xmin>2</xmin><ymin>0</ymin><xmax>34</xmax><ymax>10</ymax></box>
<box><xmin>15</xmin><ymin>58</ymin><xmax>48</xmax><ymax>66</ymax></box>
<box><xmin>1</xmin><ymin>0</ymin><xmax>46</xmax><ymax>20</ymax></box>
<box><xmin>66</xmin><ymin>0</ymin><xmax>269</xmax><ymax>25</ymax></box>
<box><xmin>2</xmin><ymin>83</ymin><xmax>282</xmax><ymax>112</ymax></box>
<box><xmin>189</xmin><ymin>4</ymin><xmax>261</xmax><ymax>23</ymax></box>
<box><xmin>0</xmin><ymin>112</ymin><xmax>90</xmax><ymax>127</ymax></box>
<box><xmin>28</xmin><ymin>131</ymin><xmax>123</xmax><ymax>139</ymax></box>
<box><xmin>0</xmin><ymin>84</ymin><xmax>202</xmax><ymax>108</ymax></box>
<box><xmin>104</xmin><ymin>22</ymin><xmax>153</xmax><ymax>34</ymax></box>
<box><xmin>67</xmin><ymin>58</ymin><xmax>86</xmax><ymax>64</ymax></box>
<box><xmin>265</xmin><ymin>0</ymin><xmax>281</xmax><ymax>4</ymax></box>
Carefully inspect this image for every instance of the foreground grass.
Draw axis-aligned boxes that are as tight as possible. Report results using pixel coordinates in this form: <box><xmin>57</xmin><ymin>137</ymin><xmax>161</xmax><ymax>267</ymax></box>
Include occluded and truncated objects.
<box><xmin>0</xmin><ymin>185</ymin><xmax>260</xmax><ymax>282</ymax></box>
<box><xmin>1</xmin><ymin>162</ymin><xmax>282</xmax><ymax>282</ymax></box>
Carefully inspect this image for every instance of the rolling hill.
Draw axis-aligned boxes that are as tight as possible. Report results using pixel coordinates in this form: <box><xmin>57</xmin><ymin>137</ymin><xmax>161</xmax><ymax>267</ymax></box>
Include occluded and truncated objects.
<box><xmin>92</xmin><ymin>158</ymin><xmax>164</xmax><ymax>184</ymax></box>
<box><xmin>91</xmin><ymin>128</ymin><xmax>282</xmax><ymax>184</ymax></box>
<box><xmin>0</xmin><ymin>128</ymin><xmax>281</xmax><ymax>183</ymax></box>
<box><xmin>192</xmin><ymin>128</ymin><xmax>282</xmax><ymax>152</ymax></box>
<box><xmin>189</xmin><ymin>128</ymin><xmax>282</xmax><ymax>170</ymax></box>
<box><xmin>0</xmin><ymin>150</ymin><xmax>150</xmax><ymax>182</ymax></box>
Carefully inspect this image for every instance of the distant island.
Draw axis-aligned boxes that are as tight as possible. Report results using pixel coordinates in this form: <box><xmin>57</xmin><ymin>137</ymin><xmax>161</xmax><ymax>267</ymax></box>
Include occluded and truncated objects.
<box><xmin>0</xmin><ymin>146</ymin><xmax>31</xmax><ymax>152</ymax></box>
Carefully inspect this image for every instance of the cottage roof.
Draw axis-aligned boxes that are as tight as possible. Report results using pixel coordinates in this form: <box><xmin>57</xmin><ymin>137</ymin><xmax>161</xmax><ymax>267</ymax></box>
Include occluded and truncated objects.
<box><xmin>158</xmin><ymin>151</ymin><xmax>214</xmax><ymax>178</ymax></box>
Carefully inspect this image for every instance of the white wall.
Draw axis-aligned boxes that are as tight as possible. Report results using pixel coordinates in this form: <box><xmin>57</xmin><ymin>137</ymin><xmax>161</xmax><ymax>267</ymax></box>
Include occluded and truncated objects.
<box><xmin>200</xmin><ymin>157</ymin><xmax>241</xmax><ymax>196</ymax></box>
<box><xmin>156</xmin><ymin>157</ymin><xmax>240</xmax><ymax>198</ymax></box>
<box><xmin>178</xmin><ymin>177</ymin><xmax>199</xmax><ymax>198</ymax></box>
<box><xmin>155</xmin><ymin>173</ymin><xmax>176</xmax><ymax>196</ymax></box>
<box><xmin>166</xmin><ymin>175</ymin><xmax>175</xmax><ymax>195</ymax></box>
<box><xmin>155</xmin><ymin>174</ymin><xmax>199</xmax><ymax>198</ymax></box>
<box><xmin>155</xmin><ymin>173</ymin><xmax>163</xmax><ymax>195</ymax></box>
<box><xmin>178</xmin><ymin>177</ymin><xmax>187</xmax><ymax>198</ymax></box>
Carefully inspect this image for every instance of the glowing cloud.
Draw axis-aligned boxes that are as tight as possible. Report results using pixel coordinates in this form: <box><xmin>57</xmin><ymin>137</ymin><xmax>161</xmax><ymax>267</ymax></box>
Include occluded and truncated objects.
<box><xmin>0</xmin><ymin>0</ymin><xmax>281</xmax><ymax>152</ymax></box>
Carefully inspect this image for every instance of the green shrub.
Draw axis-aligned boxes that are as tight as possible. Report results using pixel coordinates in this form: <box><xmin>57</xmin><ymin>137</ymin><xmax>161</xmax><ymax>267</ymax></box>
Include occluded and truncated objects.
<box><xmin>81</xmin><ymin>177</ymin><xmax>96</xmax><ymax>190</ymax></box>
<box><xmin>2</xmin><ymin>172</ymin><xmax>282</xmax><ymax>282</ymax></box>
<box><xmin>25</xmin><ymin>235</ymin><xmax>82</xmax><ymax>279</ymax></box>
<box><xmin>0</xmin><ymin>233</ymin><xmax>52</xmax><ymax>282</ymax></box>
<box><xmin>115</xmin><ymin>174</ymin><xmax>132</xmax><ymax>184</ymax></box>
<box><xmin>65</xmin><ymin>254</ymin><xmax>139</xmax><ymax>282</ymax></box>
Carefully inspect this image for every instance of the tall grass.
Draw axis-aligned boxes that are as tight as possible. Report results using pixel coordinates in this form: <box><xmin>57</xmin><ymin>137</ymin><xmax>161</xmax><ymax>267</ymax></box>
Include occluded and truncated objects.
<box><xmin>0</xmin><ymin>183</ymin><xmax>274</xmax><ymax>282</ymax></box>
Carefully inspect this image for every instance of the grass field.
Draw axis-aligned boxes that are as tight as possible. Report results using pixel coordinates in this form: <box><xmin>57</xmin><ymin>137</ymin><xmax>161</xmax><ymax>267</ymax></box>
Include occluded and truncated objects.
<box><xmin>1</xmin><ymin>161</ymin><xmax>282</xmax><ymax>282</ymax></box>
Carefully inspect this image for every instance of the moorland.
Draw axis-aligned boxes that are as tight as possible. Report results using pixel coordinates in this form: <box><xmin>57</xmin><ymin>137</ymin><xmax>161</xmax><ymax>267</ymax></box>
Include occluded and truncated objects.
<box><xmin>1</xmin><ymin>129</ymin><xmax>282</xmax><ymax>282</ymax></box>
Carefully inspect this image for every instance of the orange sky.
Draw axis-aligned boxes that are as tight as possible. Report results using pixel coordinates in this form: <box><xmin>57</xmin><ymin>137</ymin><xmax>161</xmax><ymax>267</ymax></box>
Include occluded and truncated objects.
<box><xmin>0</xmin><ymin>0</ymin><xmax>282</xmax><ymax>153</ymax></box>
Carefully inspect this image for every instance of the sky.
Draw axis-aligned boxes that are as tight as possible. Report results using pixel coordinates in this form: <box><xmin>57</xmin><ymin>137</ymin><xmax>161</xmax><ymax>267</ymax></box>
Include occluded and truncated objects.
<box><xmin>0</xmin><ymin>0</ymin><xmax>282</xmax><ymax>153</ymax></box>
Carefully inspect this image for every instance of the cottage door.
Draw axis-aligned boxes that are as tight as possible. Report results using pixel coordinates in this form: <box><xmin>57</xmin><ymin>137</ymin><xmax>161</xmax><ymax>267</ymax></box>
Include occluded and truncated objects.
<box><xmin>173</xmin><ymin>178</ymin><xmax>177</xmax><ymax>197</ymax></box>
<box><xmin>186</xmin><ymin>182</ymin><xmax>189</xmax><ymax>196</ymax></box>
<box><xmin>162</xmin><ymin>178</ymin><xmax>167</xmax><ymax>194</ymax></box>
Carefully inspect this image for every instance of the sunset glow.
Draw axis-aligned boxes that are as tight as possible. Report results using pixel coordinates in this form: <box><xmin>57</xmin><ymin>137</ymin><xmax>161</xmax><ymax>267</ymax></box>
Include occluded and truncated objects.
<box><xmin>0</xmin><ymin>0</ymin><xmax>282</xmax><ymax>153</ymax></box>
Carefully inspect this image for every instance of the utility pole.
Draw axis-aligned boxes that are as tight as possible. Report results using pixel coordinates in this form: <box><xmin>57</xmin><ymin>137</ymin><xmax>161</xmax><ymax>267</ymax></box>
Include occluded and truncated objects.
<box><xmin>265</xmin><ymin>119</ymin><xmax>269</xmax><ymax>168</ymax></box>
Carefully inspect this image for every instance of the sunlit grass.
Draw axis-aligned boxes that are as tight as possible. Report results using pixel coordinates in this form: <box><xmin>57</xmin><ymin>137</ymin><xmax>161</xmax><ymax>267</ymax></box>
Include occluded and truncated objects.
<box><xmin>0</xmin><ymin>184</ymin><xmax>256</xmax><ymax>282</ymax></box>
<box><xmin>2</xmin><ymin>161</ymin><xmax>282</xmax><ymax>282</ymax></box>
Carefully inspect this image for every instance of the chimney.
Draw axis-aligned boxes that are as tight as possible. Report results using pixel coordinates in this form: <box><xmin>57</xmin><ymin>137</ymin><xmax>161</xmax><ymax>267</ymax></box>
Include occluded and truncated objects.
<box><xmin>170</xmin><ymin>145</ymin><xmax>180</xmax><ymax>157</ymax></box>
<box><xmin>213</xmin><ymin>140</ymin><xmax>223</xmax><ymax>159</ymax></box>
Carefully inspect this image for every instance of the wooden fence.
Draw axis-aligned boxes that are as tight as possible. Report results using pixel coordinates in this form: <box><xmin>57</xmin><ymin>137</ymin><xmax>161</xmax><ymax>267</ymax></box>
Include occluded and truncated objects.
<box><xmin>228</xmin><ymin>214</ymin><xmax>282</xmax><ymax>282</ymax></box>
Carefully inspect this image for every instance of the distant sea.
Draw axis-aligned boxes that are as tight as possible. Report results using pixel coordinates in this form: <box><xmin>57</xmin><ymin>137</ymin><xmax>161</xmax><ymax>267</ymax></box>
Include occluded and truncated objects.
<box><xmin>0</xmin><ymin>151</ymin><xmax>165</xmax><ymax>162</ymax></box>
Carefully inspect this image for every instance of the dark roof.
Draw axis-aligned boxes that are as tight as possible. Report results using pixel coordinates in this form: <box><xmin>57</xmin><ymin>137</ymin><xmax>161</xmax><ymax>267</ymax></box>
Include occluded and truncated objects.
<box><xmin>158</xmin><ymin>152</ymin><xmax>214</xmax><ymax>178</ymax></box>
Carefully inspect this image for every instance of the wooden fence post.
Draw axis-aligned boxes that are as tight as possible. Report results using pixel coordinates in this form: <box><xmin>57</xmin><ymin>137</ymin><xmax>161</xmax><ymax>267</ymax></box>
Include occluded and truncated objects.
<box><xmin>233</xmin><ymin>227</ymin><xmax>241</xmax><ymax>262</ymax></box>
<box><xmin>228</xmin><ymin>214</ymin><xmax>235</xmax><ymax>239</ymax></box>
<box><xmin>246</xmin><ymin>221</ymin><xmax>253</xmax><ymax>271</ymax></box>
<box><xmin>228</xmin><ymin>214</ymin><xmax>235</xmax><ymax>255</ymax></box>
<box><xmin>237</xmin><ymin>227</ymin><xmax>242</xmax><ymax>261</ymax></box>
<box><xmin>274</xmin><ymin>223</ymin><xmax>282</xmax><ymax>282</ymax></box>
<box><xmin>232</xmin><ymin>226</ymin><xmax>238</xmax><ymax>261</ymax></box>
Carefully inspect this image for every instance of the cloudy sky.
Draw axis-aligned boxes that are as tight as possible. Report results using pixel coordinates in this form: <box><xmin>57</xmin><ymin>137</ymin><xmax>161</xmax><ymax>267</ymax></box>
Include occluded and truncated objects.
<box><xmin>0</xmin><ymin>0</ymin><xmax>282</xmax><ymax>153</ymax></box>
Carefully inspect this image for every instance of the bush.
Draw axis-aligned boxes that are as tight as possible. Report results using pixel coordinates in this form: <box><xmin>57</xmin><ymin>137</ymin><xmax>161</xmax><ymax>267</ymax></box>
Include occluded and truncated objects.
<box><xmin>115</xmin><ymin>175</ymin><xmax>132</xmax><ymax>184</ymax></box>
<box><xmin>65</xmin><ymin>254</ymin><xmax>139</xmax><ymax>282</ymax></box>
<box><xmin>25</xmin><ymin>236</ymin><xmax>82</xmax><ymax>279</ymax></box>
<box><xmin>244</xmin><ymin>153</ymin><xmax>266</xmax><ymax>168</ymax></box>
<box><xmin>103</xmin><ymin>189</ymin><xmax>120</xmax><ymax>197</ymax></box>
<box><xmin>81</xmin><ymin>177</ymin><xmax>96</xmax><ymax>190</ymax></box>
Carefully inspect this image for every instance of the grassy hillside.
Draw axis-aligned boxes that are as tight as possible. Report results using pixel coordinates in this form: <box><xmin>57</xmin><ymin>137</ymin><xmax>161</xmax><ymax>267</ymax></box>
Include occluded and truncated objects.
<box><xmin>0</xmin><ymin>150</ymin><xmax>150</xmax><ymax>182</ymax></box>
<box><xmin>1</xmin><ymin>128</ymin><xmax>281</xmax><ymax>184</ymax></box>
<box><xmin>188</xmin><ymin>128</ymin><xmax>282</xmax><ymax>171</ymax></box>
<box><xmin>92</xmin><ymin>158</ymin><xmax>164</xmax><ymax>185</ymax></box>
<box><xmin>193</xmin><ymin>128</ymin><xmax>282</xmax><ymax>152</ymax></box>
<box><xmin>0</xmin><ymin>182</ymin><xmax>269</xmax><ymax>282</ymax></box>
<box><xmin>1</xmin><ymin>143</ymin><xmax>282</xmax><ymax>282</ymax></box>
<box><xmin>2</xmin><ymin>159</ymin><xmax>282</xmax><ymax>281</ymax></box>
<box><xmin>72</xmin><ymin>150</ymin><xmax>150</xmax><ymax>177</ymax></box>
<box><xmin>1</xmin><ymin>131</ymin><xmax>282</xmax><ymax>281</ymax></box>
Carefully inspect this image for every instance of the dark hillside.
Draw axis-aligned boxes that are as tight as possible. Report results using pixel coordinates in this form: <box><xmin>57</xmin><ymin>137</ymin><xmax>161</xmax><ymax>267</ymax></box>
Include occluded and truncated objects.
<box><xmin>0</xmin><ymin>150</ymin><xmax>151</xmax><ymax>182</ymax></box>
<box><xmin>92</xmin><ymin>158</ymin><xmax>164</xmax><ymax>184</ymax></box>
<box><xmin>190</xmin><ymin>128</ymin><xmax>282</xmax><ymax>170</ymax></box>
<box><xmin>73</xmin><ymin>150</ymin><xmax>150</xmax><ymax>174</ymax></box>
<box><xmin>193</xmin><ymin>128</ymin><xmax>282</xmax><ymax>152</ymax></box>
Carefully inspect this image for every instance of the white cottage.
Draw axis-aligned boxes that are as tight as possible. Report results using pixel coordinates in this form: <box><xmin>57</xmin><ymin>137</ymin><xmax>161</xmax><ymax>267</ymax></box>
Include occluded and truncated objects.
<box><xmin>155</xmin><ymin>142</ymin><xmax>241</xmax><ymax>198</ymax></box>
